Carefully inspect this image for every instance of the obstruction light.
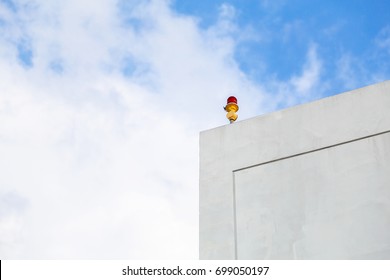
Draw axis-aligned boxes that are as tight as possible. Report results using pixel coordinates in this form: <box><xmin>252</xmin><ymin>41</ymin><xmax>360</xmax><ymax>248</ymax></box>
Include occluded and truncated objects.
<box><xmin>224</xmin><ymin>96</ymin><xmax>239</xmax><ymax>123</ymax></box>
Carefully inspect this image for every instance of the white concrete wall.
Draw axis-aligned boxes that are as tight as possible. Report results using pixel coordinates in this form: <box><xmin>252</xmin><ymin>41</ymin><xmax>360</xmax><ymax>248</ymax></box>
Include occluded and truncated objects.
<box><xmin>199</xmin><ymin>80</ymin><xmax>390</xmax><ymax>259</ymax></box>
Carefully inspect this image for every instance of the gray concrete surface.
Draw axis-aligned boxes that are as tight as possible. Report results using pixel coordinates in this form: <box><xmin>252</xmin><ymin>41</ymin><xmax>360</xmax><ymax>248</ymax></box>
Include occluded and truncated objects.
<box><xmin>199</xmin><ymin>80</ymin><xmax>390</xmax><ymax>259</ymax></box>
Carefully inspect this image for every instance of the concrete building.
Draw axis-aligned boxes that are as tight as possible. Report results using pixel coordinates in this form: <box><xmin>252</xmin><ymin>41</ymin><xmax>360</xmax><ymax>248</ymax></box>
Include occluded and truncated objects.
<box><xmin>199</xmin><ymin>80</ymin><xmax>390</xmax><ymax>259</ymax></box>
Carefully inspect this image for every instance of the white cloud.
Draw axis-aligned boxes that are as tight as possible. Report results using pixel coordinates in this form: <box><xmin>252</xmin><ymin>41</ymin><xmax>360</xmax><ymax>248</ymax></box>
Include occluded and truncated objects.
<box><xmin>0</xmin><ymin>0</ymin><xmax>335</xmax><ymax>259</ymax></box>
<box><xmin>336</xmin><ymin>53</ymin><xmax>361</xmax><ymax>90</ymax></box>
<box><xmin>335</xmin><ymin>49</ymin><xmax>388</xmax><ymax>92</ymax></box>
<box><xmin>261</xmin><ymin>44</ymin><xmax>324</xmax><ymax>110</ymax></box>
<box><xmin>376</xmin><ymin>25</ymin><xmax>390</xmax><ymax>54</ymax></box>
<box><xmin>290</xmin><ymin>44</ymin><xmax>322</xmax><ymax>96</ymax></box>
<box><xmin>0</xmin><ymin>191</ymin><xmax>28</xmax><ymax>256</ymax></box>
<box><xmin>0</xmin><ymin>0</ymin><xmax>268</xmax><ymax>259</ymax></box>
<box><xmin>333</xmin><ymin>25</ymin><xmax>390</xmax><ymax>92</ymax></box>
<box><xmin>260</xmin><ymin>0</ymin><xmax>286</xmax><ymax>11</ymax></box>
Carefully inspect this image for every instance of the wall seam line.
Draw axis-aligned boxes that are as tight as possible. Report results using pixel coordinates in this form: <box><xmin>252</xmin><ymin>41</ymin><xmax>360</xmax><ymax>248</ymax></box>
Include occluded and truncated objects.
<box><xmin>232</xmin><ymin>171</ymin><xmax>238</xmax><ymax>260</ymax></box>
<box><xmin>233</xmin><ymin>129</ymin><xmax>390</xmax><ymax>173</ymax></box>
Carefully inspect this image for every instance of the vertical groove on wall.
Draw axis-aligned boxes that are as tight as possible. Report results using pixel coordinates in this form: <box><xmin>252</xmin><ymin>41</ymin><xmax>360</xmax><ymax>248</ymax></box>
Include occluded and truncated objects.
<box><xmin>232</xmin><ymin>171</ymin><xmax>238</xmax><ymax>260</ymax></box>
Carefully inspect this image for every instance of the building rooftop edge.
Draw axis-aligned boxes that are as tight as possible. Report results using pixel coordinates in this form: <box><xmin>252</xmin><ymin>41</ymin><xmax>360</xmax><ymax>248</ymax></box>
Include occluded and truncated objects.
<box><xmin>200</xmin><ymin>79</ymin><xmax>390</xmax><ymax>135</ymax></box>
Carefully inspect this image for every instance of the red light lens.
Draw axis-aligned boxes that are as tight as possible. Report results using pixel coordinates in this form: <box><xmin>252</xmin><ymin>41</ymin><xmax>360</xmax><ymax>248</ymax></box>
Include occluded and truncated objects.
<box><xmin>227</xmin><ymin>96</ymin><xmax>237</xmax><ymax>104</ymax></box>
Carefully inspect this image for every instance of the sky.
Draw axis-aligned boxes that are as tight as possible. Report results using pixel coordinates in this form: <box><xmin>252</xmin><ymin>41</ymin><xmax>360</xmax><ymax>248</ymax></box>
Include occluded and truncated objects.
<box><xmin>0</xmin><ymin>0</ymin><xmax>389</xmax><ymax>259</ymax></box>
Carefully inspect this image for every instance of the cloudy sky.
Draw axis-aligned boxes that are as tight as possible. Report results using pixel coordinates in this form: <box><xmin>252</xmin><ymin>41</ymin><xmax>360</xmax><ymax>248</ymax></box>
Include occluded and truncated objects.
<box><xmin>0</xmin><ymin>0</ymin><xmax>389</xmax><ymax>259</ymax></box>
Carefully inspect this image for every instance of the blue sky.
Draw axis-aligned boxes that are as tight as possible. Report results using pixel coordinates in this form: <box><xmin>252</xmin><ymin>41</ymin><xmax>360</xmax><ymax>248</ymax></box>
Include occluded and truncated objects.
<box><xmin>173</xmin><ymin>0</ymin><xmax>390</xmax><ymax>99</ymax></box>
<box><xmin>0</xmin><ymin>0</ymin><xmax>389</xmax><ymax>259</ymax></box>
